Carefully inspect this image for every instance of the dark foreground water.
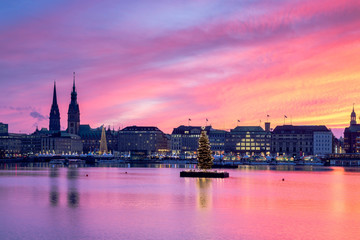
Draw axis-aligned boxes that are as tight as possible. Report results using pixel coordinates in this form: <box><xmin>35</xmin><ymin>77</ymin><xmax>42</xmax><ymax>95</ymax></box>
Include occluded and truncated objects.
<box><xmin>0</xmin><ymin>164</ymin><xmax>360</xmax><ymax>240</ymax></box>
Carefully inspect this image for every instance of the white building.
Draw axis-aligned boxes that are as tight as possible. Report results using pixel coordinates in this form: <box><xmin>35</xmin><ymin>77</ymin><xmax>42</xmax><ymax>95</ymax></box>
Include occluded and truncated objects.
<box><xmin>313</xmin><ymin>131</ymin><xmax>332</xmax><ymax>155</ymax></box>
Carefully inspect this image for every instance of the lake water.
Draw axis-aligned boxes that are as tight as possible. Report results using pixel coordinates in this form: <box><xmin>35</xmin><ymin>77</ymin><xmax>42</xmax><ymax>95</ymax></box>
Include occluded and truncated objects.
<box><xmin>0</xmin><ymin>163</ymin><xmax>359</xmax><ymax>240</ymax></box>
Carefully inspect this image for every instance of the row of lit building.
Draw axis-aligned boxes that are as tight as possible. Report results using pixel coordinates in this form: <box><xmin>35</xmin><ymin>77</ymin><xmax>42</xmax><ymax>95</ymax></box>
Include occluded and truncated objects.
<box><xmin>3</xmin><ymin>74</ymin><xmax>360</xmax><ymax>158</ymax></box>
<box><xmin>0</xmin><ymin>120</ymin><xmax>341</xmax><ymax>158</ymax></box>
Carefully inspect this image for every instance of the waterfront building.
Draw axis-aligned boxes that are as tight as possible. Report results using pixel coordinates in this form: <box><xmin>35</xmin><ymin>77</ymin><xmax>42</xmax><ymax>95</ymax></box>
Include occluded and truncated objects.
<box><xmin>333</xmin><ymin>137</ymin><xmax>344</xmax><ymax>154</ymax></box>
<box><xmin>313</xmin><ymin>131</ymin><xmax>333</xmax><ymax>155</ymax></box>
<box><xmin>118</xmin><ymin>126</ymin><xmax>169</xmax><ymax>157</ymax></box>
<box><xmin>208</xmin><ymin>128</ymin><xmax>227</xmax><ymax>154</ymax></box>
<box><xmin>20</xmin><ymin>134</ymin><xmax>42</xmax><ymax>155</ymax></box>
<box><xmin>171</xmin><ymin>125</ymin><xmax>211</xmax><ymax>157</ymax></box>
<box><xmin>67</xmin><ymin>73</ymin><xmax>80</xmax><ymax>135</ymax></box>
<box><xmin>49</xmin><ymin>82</ymin><xmax>61</xmax><ymax>132</ymax></box>
<box><xmin>272</xmin><ymin>125</ymin><xmax>332</xmax><ymax>157</ymax></box>
<box><xmin>41</xmin><ymin>132</ymin><xmax>83</xmax><ymax>155</ymax></box>
<box><xmin>344</xmin><ymin>106</ymin><xmax>360</xmax><ymax>153</ymax></box>
<box><xmin>0</xmin><ymin>123</ymin><xmax>8</xmax><ymax>134</ymax></box>
<box><xmin>224</xmin><ymin>126</ymin><xmax>271</xmax><ymax>156</ymax></box>
<box><xmin>0</xmin><ymin>134</ymin><xmax>22</xmax><ymax>157</ymax></box>
<box><xmin>0</xmin><ymin>123</ymin><xmax>42</xmax><ymax>157</ymax></box>
<box><xmin>79</xmin><ymin>125</ymin><xmax>118</xmax><ymax>153</ymax></box>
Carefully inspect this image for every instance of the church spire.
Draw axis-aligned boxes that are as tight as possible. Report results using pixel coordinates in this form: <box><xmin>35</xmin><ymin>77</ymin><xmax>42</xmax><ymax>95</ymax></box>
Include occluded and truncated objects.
<box><xmin>52</xmin><ymin>81</ymin><xmax>58</xmax><ymax>106</ymax></box>
<box><xmin>49</xmin><ymin>81</ymin><xmax>60</xmax><ymax>132</ymax></box>
<box><xmin>73</xmin><ymin>72</ymin><xmax>76</xmax><ymax>92</ymax></box>
<box><xmin>351</xmin><ymin>103</ymin><xmax>357</xmax><ymax>126</ymax></box>
<box><xmin>67</xmin><ymin>72</ymin><xmax>80</xmax><ymax>135</ymax></box>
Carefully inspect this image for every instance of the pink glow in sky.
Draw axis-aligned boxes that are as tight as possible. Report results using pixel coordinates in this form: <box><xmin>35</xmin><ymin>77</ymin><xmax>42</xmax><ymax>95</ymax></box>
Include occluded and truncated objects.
<box><xmin>1</xmin><ymin>0</ymin><xmax>360</xmax><ymax>137</ymax></box>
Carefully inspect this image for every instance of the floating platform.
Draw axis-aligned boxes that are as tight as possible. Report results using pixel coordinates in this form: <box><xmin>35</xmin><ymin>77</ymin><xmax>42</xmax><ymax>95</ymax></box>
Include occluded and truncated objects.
<box><xmin>180</xmin><ymin>171</ymin><xmax>229</xmax><ymax>178</ymax></box>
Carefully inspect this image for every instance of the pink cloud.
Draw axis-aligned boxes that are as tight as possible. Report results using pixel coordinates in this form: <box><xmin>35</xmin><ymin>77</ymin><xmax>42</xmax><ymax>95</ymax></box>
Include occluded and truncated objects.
<box><xmin>0</xmin><ymin>0</ymin><xmax>359</xmax><ymax>138</ymax></box>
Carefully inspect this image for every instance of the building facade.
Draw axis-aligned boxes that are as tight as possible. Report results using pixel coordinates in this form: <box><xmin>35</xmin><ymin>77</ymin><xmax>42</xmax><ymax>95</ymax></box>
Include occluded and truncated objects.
<box><xmin>171</xmin><ymin>126</ymin><xmax>211</xmax><ymax>156</ymax></box>
<box><xmin>225</xmin><ymin>126</ymin><xmax>271</xmax><ymax>156</ymax></box>
<box><xmin>208</xmin><ymin>129</ymin><xmax>227</xmax><ymax>154</ymax></box>
<box><xmin>0</xmin><ymin>134</ymin><xmax>22</xmax><ymax>157</ymax></box>
<box><xmin>272</xmin><ymin>125</ymin><xmax>331</xmax><ymax>157</ymax></box>
<box><xmin>313</xmin><ymin>131</ymin><xmax>333</xmax><ymax>155</ymax></box>
<box><xmin>41</xmin><ymin>132</ymin><xmax>83</xmax><ymax>155</ymax></box>
<box><xmin>118</xmin><ymin>126</ymin><xmax>169</xmax><ymax>156</ymax></box>
<box><xmin>344</xmin><ymin>106</ymin><xmax>360</xmax><ymax>153</ymax></box>
<box><xmin>0</xmin><ymin>123</ymin><xmax>8</xmax><ymax>134</ymax></box>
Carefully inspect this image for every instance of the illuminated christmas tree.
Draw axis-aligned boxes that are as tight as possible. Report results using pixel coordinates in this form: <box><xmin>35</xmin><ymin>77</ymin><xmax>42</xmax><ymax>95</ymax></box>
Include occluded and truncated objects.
<box><xmin>99</xmin><ymin>126</ymin><xmax>108</xmax><ymax>155</ymax></box>
<box><xmin>197</xmin><ymin>127</ymin><xmax>213</xmax><ymax>170</ymax></box>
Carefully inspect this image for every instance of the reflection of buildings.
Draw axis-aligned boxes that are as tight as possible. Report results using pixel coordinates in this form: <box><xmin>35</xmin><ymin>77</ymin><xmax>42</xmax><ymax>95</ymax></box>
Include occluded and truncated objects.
<box><xmin>48</xmin><ymin>167</ymin><xmax>80</xmax><ymax>208</ymax></box>
<box><xmin>67</xmin><ymin>168</ymin><xmax>79</xmax><ymax>208</ymax></box>
<box><xmin>225</xmin><ymin>126</ymin><xmax>271</xmax><ymax>156</ymax></box>
<box><xmin>49</xmin><ymin>168</ymin><xmax>60</xmax><ymax>206</ymax></box>
<box><xmin>344</xmin><ymin>106</ymin><xmax>360</xmax><ymax>153</ymax></box>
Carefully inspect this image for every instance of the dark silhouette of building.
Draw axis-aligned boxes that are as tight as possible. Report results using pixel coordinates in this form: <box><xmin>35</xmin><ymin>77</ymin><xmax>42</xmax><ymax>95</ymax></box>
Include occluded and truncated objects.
<box><xmin>41</xmin><ymin>132</ymin><xmax>83</xmax><ymax>155</ymax></box>
<box><xmin>208</xmin><ymin>128</ymin><xmax>227</xmax><ymax>154</ymax></box>
<box><xmin>171</xmin><ymin>125</ymin><xmax>211</xmax><ymax>156</ymax></box>
<box><xmin>344</xmin><ymin>105</ymin><xmax>360</xmax><ymax>153</ymax></box>
<box><xmin>350</xmin><ymin>105</ymin><xmax>357</xmax><ymax>126</ymax></box>
<box><xmin>67</xmin><ymin>72</ymin><xmax>80</xmax><ymax>135</ymax></box>
<box><xmin>0</xmin><ymin>123</ymin><xmax>8</xmax><ymax>134</ymax></box>
<box><xmin>49</xmin><ymin>82</ymin><xmax>60</xmax><ymax>132</ymax></box>
<box><xmin>118</xmin><ymin>126</ymin><xmax>169</xmax><ymax>157</ymax></box>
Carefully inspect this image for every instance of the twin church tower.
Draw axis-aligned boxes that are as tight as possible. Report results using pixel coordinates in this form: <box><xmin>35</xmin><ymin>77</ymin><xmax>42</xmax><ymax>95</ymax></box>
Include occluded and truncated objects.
<box><xmin>49</xmin><ymin>72</ymin><xmax>80</xmax><ymax>135</ymax></box>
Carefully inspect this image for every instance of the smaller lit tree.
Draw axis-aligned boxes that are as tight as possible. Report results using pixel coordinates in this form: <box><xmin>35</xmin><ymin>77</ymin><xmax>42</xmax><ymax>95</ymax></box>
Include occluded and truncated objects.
<box><xmin>197</xmin><ymin>127</ymin><xmax>213</xmax><ymax>170</ymax></box>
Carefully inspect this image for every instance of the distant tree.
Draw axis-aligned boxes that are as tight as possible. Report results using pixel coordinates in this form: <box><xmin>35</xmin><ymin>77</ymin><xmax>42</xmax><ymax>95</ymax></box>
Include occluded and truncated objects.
<box><xmin>197</xmin><ymin>128</ymin><xmax>213</xmax><ymax>170</ymax></box>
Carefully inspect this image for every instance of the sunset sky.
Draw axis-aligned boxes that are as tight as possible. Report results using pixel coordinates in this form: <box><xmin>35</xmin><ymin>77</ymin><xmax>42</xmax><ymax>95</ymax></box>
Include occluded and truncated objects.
<box><xmin>1</xmin><ymin>0</ymin><xmax>359</xmax><ymax>137</ymax></box>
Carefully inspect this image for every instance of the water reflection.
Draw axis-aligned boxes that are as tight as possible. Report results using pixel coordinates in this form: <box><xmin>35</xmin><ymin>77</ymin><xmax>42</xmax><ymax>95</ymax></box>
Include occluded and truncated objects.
<box><xmin>196</xmin><ymin>178</ymin><xmax>212</xmax><ymax>209</ymax></box>
<box><xmin>49</xmin><ymin>168</ymin><xmax>59</xmax><ymax>206</ymax></box>
<box><xmin>67</xmin><ymin>167</ymin><xmax>79</xmax><ymax>208</ymax></box>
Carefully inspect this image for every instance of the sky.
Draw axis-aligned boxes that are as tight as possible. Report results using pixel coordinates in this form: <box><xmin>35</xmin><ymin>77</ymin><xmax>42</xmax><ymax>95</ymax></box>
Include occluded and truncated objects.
<box><xmin>0</xmin><ymin>0</ymin><xmax>359</xmax><ymax>138</ymax></box>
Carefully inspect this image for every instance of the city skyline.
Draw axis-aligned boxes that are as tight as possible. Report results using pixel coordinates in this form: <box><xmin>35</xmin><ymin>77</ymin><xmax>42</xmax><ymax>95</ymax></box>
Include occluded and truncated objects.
<box><xmin>1</xmin><ymin>1</ymin><xmax>359</xmax><ymax>137</ymax></box>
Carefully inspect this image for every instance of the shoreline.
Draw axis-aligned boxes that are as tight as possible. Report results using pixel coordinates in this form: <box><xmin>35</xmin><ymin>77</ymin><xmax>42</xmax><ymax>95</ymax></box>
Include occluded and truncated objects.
<box><xmin>0</xmin><ymin>157</ymin><xmax>358</xmax><ymax>167</ymax></box>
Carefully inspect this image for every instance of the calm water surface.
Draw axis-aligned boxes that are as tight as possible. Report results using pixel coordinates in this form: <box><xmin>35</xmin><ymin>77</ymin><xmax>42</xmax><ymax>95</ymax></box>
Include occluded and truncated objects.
<box><xmin>0</xmin><ymin>164</ymin><xmax>359</xmax><ymax>240</ymax></box>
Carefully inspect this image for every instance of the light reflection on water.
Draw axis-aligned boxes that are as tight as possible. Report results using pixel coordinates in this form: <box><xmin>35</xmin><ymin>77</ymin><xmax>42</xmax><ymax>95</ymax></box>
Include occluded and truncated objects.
<box><xmin>0</xmin><ymin>164</ymin><xmax>360</xmax><ymax>240</ymax></box>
